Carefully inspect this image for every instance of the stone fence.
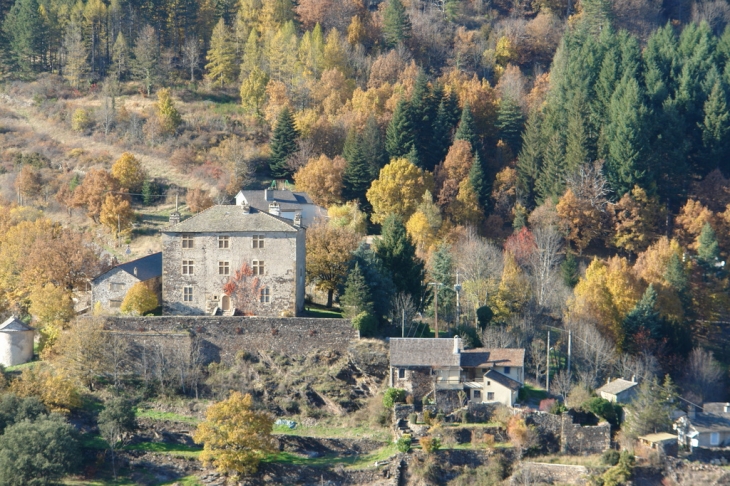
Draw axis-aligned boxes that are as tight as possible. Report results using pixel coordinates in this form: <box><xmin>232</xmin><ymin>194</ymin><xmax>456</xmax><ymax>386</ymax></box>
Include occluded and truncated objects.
<box><xmin>513</xmin><ymin>462</ymin><xmax>590</xmax><ymax>485</ymax></box>
<box><xmin>98</xmin><ymin>316</ymin><xmax>357</xmax><ymax>365</ymax></box>
<box><xmin>528</xmin><ymin>411</ymin><xmax>611</xmax><ymax>455</ymax></box>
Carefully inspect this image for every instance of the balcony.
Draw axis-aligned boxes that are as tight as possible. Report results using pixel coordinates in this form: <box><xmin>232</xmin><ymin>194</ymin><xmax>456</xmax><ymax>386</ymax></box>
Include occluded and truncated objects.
<box><xmin>435</xmin><ymin>376</ymin><xmax>484</xmax><ymax>390</ymax></box>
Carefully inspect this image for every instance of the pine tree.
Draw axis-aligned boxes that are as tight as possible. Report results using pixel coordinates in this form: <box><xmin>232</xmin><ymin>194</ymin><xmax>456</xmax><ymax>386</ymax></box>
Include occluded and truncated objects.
<box><xmin>382</xmin><ymin>0</ymin><xmax>411</xmax><ymax>48</ymax></box>
<box><xmin>386</xmin><ymin>98</ymin><xmax>415</xmax><ymax>159</ymax></box>
<box><xmin>561</xmin><ymin>252</ymin><xmax>579</xmax><ymax>288</ymax></box>
<box><xmin>375</xmin><ymin>214</ymin><xmax>426</xmax><ymax>304</ymax></box>
<box><xmin>536</xmin><ymin>135</ymin><xmax>565</xmax><ymax>204</ymax></box>
<box><xmin>580</xmin><ymin>0</ymin><xmax>613</xmax><ymax>36</ymax></box>
<box><xmin>343</xmin><ymin>127</ymin><xmax>373</xmax><ymax>207</ymax></box>
<box><xmin>497</xmin><ymin>96</ymin><xmax>525</xmax><ymax>156</ymax></box>
<box><xmin>3</xmin><ymin>0</ymin><xmax>44</xmax><ymax>73</ymax></box>
<box><xmin>454</xmin><ymin>102</ymin><xmax>478</xmax><ymax>151</ymax></box>
<box><xmin>361</xmin><ymin>115</ymin><xmax>388</xmax><ymax>178</ymax></box>
<box><xmin>410</xmin><ymin>72</ymin><xmax>438</xmax><ymax>170</ymax></box>
<box><xmin>269</xmin><ymin>107</ymin><xmax>299</xmax><ymax>179</ymax></box>
<box><xmin>341</xmin><ymin>263</ymin><xmax>374</xmax><ymax>318</ymax></box>
<box><xmin>430</xmin><ymin>99</ymin><xmax>454</xmax><ymax>169</ymax></box>
<box><xmin>664</xmin><ymin>253</ymin><xmax>687</xmax><ymax>294</ymax></box>
<box><xmin>621</xmin><ymin>284</ymin><xmax>661</xmax><ymax>353</ymax></box>
<box><xmin>700</xmin><ymin>81</ymin><xmax>730</xmax><ymax>175</ymax></box>
<box><xmin>206</xmin><ymin>18</ymin><xmax>236</xmax><ymax>87</ymax></box>
<box><xmin>697</xmin><ymin>222</ymin><xmax>720</xmax><ymax>266</ymax></box>
<box><xmin>428</xmin><ymin>244</ymin><xmax>456</xmax><ymax>322</ymax></box>
<box><xmin>516</xmin><ymin>109</ymin><xmax>543</xmax><ymax>207</ymax></box>
<box><xmin>469</xmin><ymin>151</ymin><xmax>490</xmax><ymax>212</ymax></box>
<box><xmin>565</xmin><ymin>94</ymin><xmax>590</xmax><ymax>173</ymax></box>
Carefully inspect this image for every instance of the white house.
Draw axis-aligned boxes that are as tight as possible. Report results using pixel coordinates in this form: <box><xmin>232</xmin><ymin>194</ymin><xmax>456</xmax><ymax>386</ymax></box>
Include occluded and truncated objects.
<box><xmin>235</xmin><ymin>189</ymin><xmax>327</xmax><ymax>228</ymax></box>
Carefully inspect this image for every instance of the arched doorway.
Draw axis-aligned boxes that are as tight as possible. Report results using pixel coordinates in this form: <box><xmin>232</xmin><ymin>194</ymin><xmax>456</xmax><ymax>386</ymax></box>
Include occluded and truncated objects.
<box><xmin>221</xmin><ymin>295</ymin><xmax>231</xmax><ymax>312</ymax></box>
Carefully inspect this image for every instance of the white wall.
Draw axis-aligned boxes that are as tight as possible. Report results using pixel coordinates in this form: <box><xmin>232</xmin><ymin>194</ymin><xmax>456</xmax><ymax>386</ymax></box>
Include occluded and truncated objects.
<box><xmin>0</xmin><ymin>330</ymin><xmax>34</xmax><ymax>367</ymax></box>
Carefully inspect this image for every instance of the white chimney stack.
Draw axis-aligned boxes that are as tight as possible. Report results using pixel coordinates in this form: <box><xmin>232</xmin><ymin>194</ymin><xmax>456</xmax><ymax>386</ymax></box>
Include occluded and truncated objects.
<box><xmin>242</xmin><ymin>203</ymin><xmax>250</xmax><ymax>214</ymax></box>
<box><xmin>133</xmin><ymin>267</ymin><xmax>138</xmax><ymax>277</ymax></box>
<box><xmin>269</xmin><ymin>202</ymin><xmax>280</xmax><ymax>216</ymax></box>
<box><xmin>265</xmin><ymin>188</ymin><xmax>274</xmax><ymax>201</ymax></box>
<box><xmin>453</xmin><ymin>336</ymin><xmax>461</xmax><ymax>355</ymax></box>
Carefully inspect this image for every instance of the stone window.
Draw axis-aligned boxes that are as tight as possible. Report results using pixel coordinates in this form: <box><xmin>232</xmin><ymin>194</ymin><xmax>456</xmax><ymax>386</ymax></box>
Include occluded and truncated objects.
<box><xmin>504</xmin><ymin>367</ymin><xmax>511</xmax><ymax>375</ymax></box>
<box><xmin>253</xmin><ymin>235</ymin><xmax>265</xmax><ymax>248</ymax></box>
<box><xmin>110</xmin><ymin>282</ymin><xmax>125</xmax><ymax>291</ymax></box>
<box><xmin>398</xmin><ymin>369</ymin><xmax>406</xmax><ymax>379</ymax></box>
<box><xmin>110</xmin><ymin>299</ymin><xmax>122</xmax><ymax>308</ymax></box>
<box><xmin>486</xmin><ymin>392</ymin><xmax>493</xmax><ymax>400</ymax></box>
<box><xmin>253</xmin><ymin>260</ymin><xmax>265</xmax><ymax>275</ymax></box>
<box><xmin>182</xmin><ymin>260</ymin><xmax>194</xmax><ymax>275</ymax></box>
<box><xmin>218</xmin><ymin>261</ymin><xmax>230</xmax><ymax>275</ymax></box>
<box><xmin>218</xmin><ymin>236</ymin><xmax>230</xmax><ymax>249</ymax></box>
<box><xmin>260</xmin><ymin>287</ymin><xmax>270</xmax><ymax>303</ymax></box>
<box><xmin>182</xmin><ymin>234</ymin><xmax>194</xmax><ymax>248</ymax></box>
<box><xmin>183</xmin><ymin>286</ymin><xmax>193</xmax><ymax>302</ymax></box>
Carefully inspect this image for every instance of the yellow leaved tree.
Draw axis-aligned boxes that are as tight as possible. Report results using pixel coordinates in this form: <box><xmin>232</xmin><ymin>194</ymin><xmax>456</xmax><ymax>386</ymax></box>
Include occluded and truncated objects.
<box><xmin>111</xmin><ymin>152</ymin><xmax>147</xmax><ymax>191</ymax></box>
<box><xmin>120</xmin><ymin>282</ymin><xmax>158</xmax><ymax>315</ymax></box>
<box><xmin>29</xmin><ymin>283</ymin><xmax>75</xmax><ymax>349</ymax></box>
<box><xmin>193</xmin><ymin>392</ymin><xmax>276</xmax><ymax>478</ymax></box>
<box><xmin>366</xmin><ymin>158</ymin><xmax>434</xmax><ymax>224</ymax></box>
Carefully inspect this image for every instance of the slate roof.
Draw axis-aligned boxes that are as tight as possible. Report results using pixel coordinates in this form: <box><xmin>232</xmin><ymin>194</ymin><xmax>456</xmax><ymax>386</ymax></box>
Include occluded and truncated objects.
<box><xmin>93</xmin><ymin>252</ymin><xmax>162</xmax><ymax>283</ymax></box>
<box><xmin>484</xmin><ymin>369</ymin><xmax>522</xmax><ymax>391</ymax></box>
<box><xmin>163</xmin><ymin>205</ymin><xmax>299</xmax><ymax>233</ymax></box>
<box><xmin>0</xmin><ymin>316</ymin><xmax>33</xmax><ymax>332</ymax></box>
<box><xmin>702</xmin><ymin>403</ymin><xmax>730</xmax><ymax>414</ymax></box>
<box><xmin>686</xmin><ymin>413</ymin><xmax>730</xmax><ymax>433</ymax></box>
<box><xmin>461</xmin><ymin>348</ymin><xmax>525</xmax><ymax>368</ymax></box>
<box><xmin>237</xmin><ymin>190</ymin><xmax>316</xmax><ymax>210</ymax></box>
<box><xmin>390</xmin><ymin>338</ymin><xmax>461</xmax><ymax>368</ymax></box>
<box><xmin>596</xmin><ymin>378</ymin><xmax>638</xmax><ymax>396</ymax></box>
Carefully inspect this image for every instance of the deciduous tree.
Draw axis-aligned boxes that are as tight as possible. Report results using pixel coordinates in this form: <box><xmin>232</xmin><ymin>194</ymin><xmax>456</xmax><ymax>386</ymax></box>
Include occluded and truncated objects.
<box><xmin>100</xmin><ymin>194</ymin><xmax>134</xmax><ymax>239</ymax></box>
<box><xmin>111</xmin><ymin>152</ymin><xmax>146</xmax><ymax>191</ymax></box>
<box><xmin>367</xmin><ymin>158</ymin><xmax>434</xmax><ymax>224</ymax></box>
<box><xmin>120</xmin><ymin>282</ymin><xmax>158</xmax><ymax>315</ymax></box>
<box><xmin>294</xmin><ymin>154</ymin><xmax>345</xmax><ymax>207</ymax></box>
<box><xmin>306</xmin><ymin>223</ymin><xmax>360</xmax><ymax>307</ymax></box>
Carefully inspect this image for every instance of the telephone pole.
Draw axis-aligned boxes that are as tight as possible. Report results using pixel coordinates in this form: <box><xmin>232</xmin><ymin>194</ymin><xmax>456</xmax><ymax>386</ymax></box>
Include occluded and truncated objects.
<box><xmin>429</xmin><ymin>282</ymin><xmax>442</xmax><ymax>338</ymax></box>
<box><xmin>546</xmin><ymin>330</ymin><xmax>551</xmax><ymax>393</ymax></box>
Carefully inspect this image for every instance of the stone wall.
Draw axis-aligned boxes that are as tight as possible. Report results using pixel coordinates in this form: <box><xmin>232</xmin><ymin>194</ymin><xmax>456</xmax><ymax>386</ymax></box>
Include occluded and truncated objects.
<box><xmin>528</xmin><ymin>412</ymin><xmax>610</xmax><ymax>455</ymax></box>
<box><xmin>467</xmin><ymin>402</ymin><xmax>499</xmax><ymax>423</ymax></box>
<box><xmin>100</xmin><ymin>316</ymin><xmax>356</xmax><ymax>365</ymax></box>
<box><xmin>514</xmin><ymin>462</ymin><xmax>589</xmax><ymax>485</ymax></box>
<box><xmin>392</xmin><ymin>368</ymin><xmax>434</xmax><ymax>407</ymax></box>
<box><xmin>92</xmin><ymin>268</ymin><xmax>142</xmax><ymax>312</ymax></box>
<box><xmin>435</xmin><ymin>389</ymin><xmax>463</xmax><ymax>413</ymax></box>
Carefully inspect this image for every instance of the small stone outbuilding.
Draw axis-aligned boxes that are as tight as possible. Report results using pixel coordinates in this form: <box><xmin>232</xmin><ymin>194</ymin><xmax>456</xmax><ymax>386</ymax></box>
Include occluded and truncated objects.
<box><xmin>596</xmin><ymin>378</ymin><xmax>638</xmax><ymax>404</ymax></box>
<box><xmin>0</xmin><ymin>317</ymin><xmax>34</xmax><ymax>367</ymax></box>
<box><xmin>91</xmin><ymin>252</ymin><xmax>162</xmax><ymax>313</ymax></box>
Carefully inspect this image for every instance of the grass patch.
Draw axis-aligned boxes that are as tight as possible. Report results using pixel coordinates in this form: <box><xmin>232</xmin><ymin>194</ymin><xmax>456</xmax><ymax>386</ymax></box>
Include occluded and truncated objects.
<box><xmin>63</xmin><ymin>473</ymin><xmax>202</xmax><ymax>486</ymax></box>
<box><xmin>264</xmin><ymin>444</ymin><xmax>398</xmax><ymax>470</ymax></box>
<box><xmin>79</xmin><ymin>433</ymin><xmax>109</xmax><ymax>450</ymax></box>
<box><xmin>519</xmin><ymin>383</ymin><xmax>548</xmax><ymax>403</ymax></box>
<box><xmin>534</xmin><ymin>454</ymin><xmax>603</xmax><ymax>467</ymax></box>
<box><xmin>136</xmin><ymin>408</ymin><xmax>200</xmax><ymax>425</ymax></box>
<box><xmin>5</xmin><ymin>360</ymin><xmax>40</xmax><ymax>372</ymax></box>
<box><xmin>273</xmin><ymin>423</ymin><xmax>390</xmax><ymax>442</ymax></box>
<box><xmin>303</xmin><ymin>304</ymin><xmax>344</xmax><ymax>319</ymax></box>
<box><xmin>125</xmin><ymin>442</ymin><xmax>202</xmax><ymax>459</ymax></box>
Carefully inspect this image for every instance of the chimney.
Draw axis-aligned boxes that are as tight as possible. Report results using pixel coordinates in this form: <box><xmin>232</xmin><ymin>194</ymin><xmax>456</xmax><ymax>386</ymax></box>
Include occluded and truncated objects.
<box><xmin>265</xmin><ymin>188</ymin><xmax>274</xmax><ymax>201</ymax></box>
<box><xmin>688</xmin><ymin>405</ymin><xmax>696</xmax><ymax>420</ymax></box>
<box><xmin>133</xmin><ymin>267</ymin><xmax>138</xmax><ymax>277</ymax></box>
<box><xmin>607</xmin><ymin>377</ymin><xmax>611</xmax><ymax>385</ymax></box>
<box><xmin>242</xmin><ymin>203</ymin><xmax>250</xmax><ymax>214</ymax></box>
<box><xmin>453</xmin><ymin>335</ymin><xmax>461</xmax><ymax>355</ymax></box>
<box><xmin>293</xmin><ymin>212</ymin><xmax>302</xmax><ymax>227</ymax></box>
<box><xmin>724</xmin><ymin>403</ymin><xmax>730</xmax><ymax>413</ymax></box>
<box><xmin>631</xmin><ymin>375</ymin><xmax>636</xmax><ymax>383</ymax></box>
<box><xmin>169</xmin><ymin>211</ymin><xmax>180</xmax><ymax>225</ymax></box>
<box><xmin>269</xmin><ymin>202</ymin><xmax>280</xmax><ymax>216</ymax></box>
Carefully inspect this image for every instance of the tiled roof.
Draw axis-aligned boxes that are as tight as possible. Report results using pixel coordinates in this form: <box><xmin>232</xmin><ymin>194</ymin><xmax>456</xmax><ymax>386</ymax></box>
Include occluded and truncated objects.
<box><xmin>0</xmin><ymin>316</ymin><xmax>32</xmax><ymax>332</ymax></box>
<box><xmin>460</xmin><ymin>348</ymin><xmax>525</xmax><ymax>368</ymax></box>
<box><xmin>238</xmin><ymin>190</ymin><xmax>316</xmax><ymax>210</ymax></box>
<box><xmin>596</xmin><ymin>378</ymin><xmax>638</xmax><ymax>396</ymax></box>
<box><xmin>484</xmin><ymin>369</ymin><xmax>522</xmax><ymax>391</ymax></box>
<box><xmin>390</xmin><ymin>338</ymin><xmax>461</xmax><ymax>368</ymax></box>
<box><xmin>687</xmin><ymin>413</ymin><xmax>730</xmax><ymax>433</ymax></box>
<box><xmin>163</xmin><ymin>205</ymin><xmax>299</xmax><ymax>233</ymax></box>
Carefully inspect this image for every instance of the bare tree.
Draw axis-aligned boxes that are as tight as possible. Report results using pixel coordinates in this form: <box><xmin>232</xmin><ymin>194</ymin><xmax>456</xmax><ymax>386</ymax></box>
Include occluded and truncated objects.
<box><xmin>552</xmin><ymin>370</ymin><xmax>573</xmax><ymax>403</ymax></box>
<box><xmin>104</xmin><ymin>332</ymin><xmax>130</xmax><ymax>391</ymax></box>
<box><xmin>390</xmin><ymin>292</ymin><xmax>417</xmax><ymax>336</ymax></box>
<box><xmin>616</xmin><ymin>352</ymin><xmax>658</xmax><ymax>384</ymax></box>
<box><xmin>570</xmin><ymin>321</ymin><xmax>615</xmax><ymax>389</ymax></box>
<box><xmin>481</xmin><ymin>324</ymin><xmax>517</xmax><ymax>349</ymax></box>
<box><xmin>286</xmin><ymin>139</ymin><xmax>316</xmax><ymax>173</ymax></box>
<box><xmin>526</xmin><ymin>225</ymin><xmax>564</xmax><ymax>309</ymax></box>
<box><xmin>683</xmin><ymin>348</ymin><xmax>725</xmax><ymax>403</ymax></box>
<box><xmin>98</xmin><ymin>96</ymin><xmax>115</xmax><ymax>137</ymax></box>
<box><xmin>182</xmin><ymin>36</ymin><xmax>201</xmax><ymax>82</ymax></box>
<box><xmin>529</xmin><ymin>338</ymin><xmax>546</xmax><ymax>385</ymax></box>
<box><xmin>455</xmin><ymin>228</ymin><xmax>503</xmax><ymax>326</ymax></box>
<box><xmin>565</xmin><ymin>161</ymin><xmax>611</xmax><ymax>212</ymax></box>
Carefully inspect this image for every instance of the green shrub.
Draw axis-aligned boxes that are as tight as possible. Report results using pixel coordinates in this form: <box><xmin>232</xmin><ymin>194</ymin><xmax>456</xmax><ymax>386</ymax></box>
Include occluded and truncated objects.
<box><xmin>383</xmin><ymin>388</ymin><xmax>406</xmax><ymax>409</ymax></box>
<box><xmin>71</xmin><ymin>108</ymin><xmax>92</xmax><ymax>132</ymax></box>
<box><xmin>396</xmin><ymin>434</ymin><xmax>412</xmax><ymax>453</ymax></box>
<box><xmin>601</xmin><ymin>449</ymin><xmax>620</xmax><ymax>466</ymax></box>
<box><xmin>408</xmin><ymin>413</ymin><xmax>418</xmax><ymax>424</ymax></box>
<box><xmin>352</xmin><ymin>312</ymin><xmax>378</xmax><ymax>337</ymax></box>
<box><xmin>420</xmin><ymin>436</ymin><xmax>441</xmax><ymax>453</ymax></box>
<box><xmin>583</xmin><ymin>397</ymin><xmax>621</xmax><ymax>425</ymax></box>
<box><xmin>600</xmin><ymin>450</ymin><xmax>634</xmax><ymax>486</ymax></box>
<box><xmin>436</xmin><ymin>413</ymin><xmax>445</xmax><ymax>423</ymax></box>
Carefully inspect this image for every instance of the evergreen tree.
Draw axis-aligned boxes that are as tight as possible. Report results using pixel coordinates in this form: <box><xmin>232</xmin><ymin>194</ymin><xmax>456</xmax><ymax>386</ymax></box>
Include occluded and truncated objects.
<box><xmin>375</xmin><ymin>214</ymin><xmax>426</xmax><ymax>306</ymax></box>
<box><xmin>469</xmin><ymin>151</ymin><xmax>490</xmax><ymax>212</ymax></box>
<box><xmin>341</xmin><ymin>263</ymin><xmax>374</xmax><ymax>317</ymax></box>
<box><xmin>63</xmin><ymin>23</ymin><xmax>89</xmax><ymax>89</ymax></box>
<box><xmin>2</xmin><ymin>0</ymin><xmax>44</xmax><ymax>73</ymax></box>
<box><xmin>361</xmin><ymin>115</ymin><xmax>388</xmax><ymax>178</ymax></box>
<box><xmin>112</xmin><ymin>32</ymin><xmax>129</xmax><ymax>80</ymax></box>
<box><xmin>428</xmin><ymin>244</ymin><xmax>456</xmax><ymax>322</ymax></box>
<box><xmin>624</xmin><ymin>376</ymin><xmax>675</xmax><ymax>439</ymax></box>
<box><xmin>206</xmin><ymin>18</ymin><xmax>236</xmax><ymax>87</ymax></box>
<box><xmin>516</xmin><ymin>109</ymin><xmax>543</xmax><ymax>207</ymax></box>
<box><xmin>454</xmin><ymin>102</ymin><xmax>478</xmax><ymax>151</ymax></box>
<box><xmin>410</xmin><ymin>72</ymin><xmax>438</xmax><ymax>170</ymax></box>
<box><xmin>565</xmin><ymin>94</ymin><xmax>591</xmax><ymax>172</ymax></box>
<box><xmin>700</xmin><ymin>81</ymin><xmax>730</xmax><ymax>175</ymax></box>
<box><xmin>352</xmin><ymin>243</ymin><xmax>397</xmax><ymax>319</ymax></box>
<box><xmin>269</xmin><ymin>107</ymin><xmax>299</xmax><ymax>178</ymax></box>
<box><xmin>697</xmin><ymin>222</ymin><xmax>720</xmax><ymax>266</ymax></box>
<box><xmin>406</xmin><ymin>145</ymin><xmax>421</xmax><ymax>168</ymax></box>
<box><xmin>561</xmin><ymin>252</ymin><xmax>579</xmax><ymax>288</ymax></box>
<box><xmin>444</xmin><ymin>90</ymin><xmax>462</xmax><ymax>129</ymax></box>
<box><xmin>497</xmin><ymin>96</ymin><xmax>525</xmax><ymax>155</ymax></box>
<box><xmin>621</xmin><ymin>284</ymin><xmax>662</xmax><ymax>353</ymax></box>
<box><xmin>580</xmin><ymin>0</ymin><xmax>613</xmax><ymax>36</ymax></box>
<box><xmin>535</xmin><ymin>134</ymin><xmax>565</xmax><ymax>204</ymax></box>
<box><xmin>430</xmin><ymin>99</ymin><xmax>454</xmax><ymax>168</ymax></box>
<box><xmin>386</xmin><ymin>98</ymin><xmax>415</xmax><ymax>159</ymax></box>
<box><xmin>382</xmin><ymin>0</ymin><xmax>411</xmax><ymax>48</ymax></box>
<box><xmin>664</xmin><ymin>253</ymin><xmax>687</xmax><ymax>294</ymax></box>
<box><xmin>343</xmin><ymin>127</ymin><xmax>373</xmax><ymax>207</ymax></box>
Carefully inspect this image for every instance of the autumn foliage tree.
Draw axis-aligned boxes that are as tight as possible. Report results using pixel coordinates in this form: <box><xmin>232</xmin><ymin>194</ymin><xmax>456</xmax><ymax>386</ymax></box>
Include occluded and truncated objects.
<box><xmin>187</xmin><ymin>187</ymin><xmax>214</xmax><ymax>213</ymax></box>
<box><xmin>100</xmin><ymin>194</ymin><xmax>134</xmax><ymax>240</ymax></box>
<box><xmin>155</xmin><ymin>88</ymin><xmax>183</xmax><ymax>135</ymax></box>
<box><xmin>294</xmin><ymin>154</ymin><xmax>345</xmax><ymax>207</ymax></box>
<box><xmin>72</xmin><ymin>169</ymin><xmax>119</xmax><ymax>223</ymax></box>
<box><xmin>367</xmin><ymin>158</ymin><xmax>435</xmax><ymax>224</ymax></box>
<box><xmin>193</xmin><ymin>392</ymin><xmax>275</xmax><ymax>478</ymax></box>
<box><xmin>306</xmin><ymin>223</ymin><xmax>360</xmax><ymax>307</ymax></box>
<box><xmin>120</xmin><ymin>282</ymin><xmax>158</xmax><ymax>315</ymax></box>
<box><xmin>111</xmin><ymin>152</ymin><xmax>147</xmax><ymax>191</ymax></box>
<box><xmin>223</xmin><ymin>263</ymin><xmax>261</xmax><ymax>315</ymax></box>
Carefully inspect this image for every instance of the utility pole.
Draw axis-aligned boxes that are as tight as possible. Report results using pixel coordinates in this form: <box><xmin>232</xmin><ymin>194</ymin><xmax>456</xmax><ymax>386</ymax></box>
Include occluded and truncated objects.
<box><xmin>567</xmin><ymin>330</ymin><xmax>572</xmax><ymax>376</ymax></box>
<box><xmin>546</xmin><ymin>330</ymin><xmax>551</xmax><ymax>393</ymax></box>
<box><xmin>401</xmin><ymin>309</ymin><xmax>405</xmax><ymax>338</ymax></box>
<box><xmin>117</xmin><ymin>213</ymin><xmax>121</xmax><ymax>248</ymax></box>
<box><xmin>429</xmin><ymin>282</ymin><xmax>442</xmax><ymax>338</ymax></box>
<box><xmin>454</xmin><ymin>271</ymin><xmax>461</xmax><ymax>327</ymax></box>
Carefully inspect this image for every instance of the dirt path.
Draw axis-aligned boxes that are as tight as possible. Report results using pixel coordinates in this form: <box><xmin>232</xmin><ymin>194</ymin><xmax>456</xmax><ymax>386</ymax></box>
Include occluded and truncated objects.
<box><xmin>0</xmin><ymin>94</ymin><xmax>209</xmax><ymax>190</ymax></box>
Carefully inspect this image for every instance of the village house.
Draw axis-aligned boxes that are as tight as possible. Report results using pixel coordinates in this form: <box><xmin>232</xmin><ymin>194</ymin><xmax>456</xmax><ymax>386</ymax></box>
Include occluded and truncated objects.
<box><xmin>235</xmin><ymin>189</ymin><xmax>327</xmax><ymax>228</ymax></box>
<box><xmin>596</xmin><ymin>377</ymin><xmax>639</xmax><ymax>404</ymax></box>
<box><xmin>91</xmin><ymin>252</ymin><xmax>162</xmax><ymax>313</ymax></box>
<box><xmin>389</xmin><ymin>336</ymin><xmax>525</xmax><ymax>408</ymax></box>
<box><xmin>161</xmin><ymin>203</ymin><xmax>305</xmax><ymax>317</ymax></box>
<box><xmin>675</xmin><ymin>406</ymin><xmax>730</xmax><ymax>450</ymax></box>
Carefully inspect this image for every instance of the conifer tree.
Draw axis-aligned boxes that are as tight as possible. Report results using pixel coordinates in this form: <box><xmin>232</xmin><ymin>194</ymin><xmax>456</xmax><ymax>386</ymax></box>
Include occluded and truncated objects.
<box><xmin>382</xmin><ymin>0</ymin><xmax>411</xmax><ymax>48</ymax></box>
<box><xmin>156</xmin><ymin>88</ymin><xmax>183</xmax><ymax>135</ymax></box>
<box><xmin>664</xmin><ymin>253</ymin><xmax>687</xmax><ymax>294</ymax></box>
<box><xmin>700</xmin><ymin>81</ymin><xmax>730</xmax><ymax>175</ymax></box>
<box><xmin>63</xmin><ymin>23</ymin><xmax>89</xmax><ymax>89</ymax></box>
<box><xmin>343</xmin><ymin>127</ymin><xmax>373</xmax><ymax>207</ymax></box>
<box><xmin>410</xmin><ymin>72</ymin><xmax>438</xmax><ymax>170</ymax></box>
<box><xmin>132</xmin><ymin>25</ymin><xmax>159</xmax><ymax>96</ymax></box>
<box><xmin>517</xmin><ymin>110</ymin><xmax>543</xmax><ymax>207</ymax></box>
<box><xmin>428</xmin><ymin>244</ymin><xmax>456</xmax><ymax>322</ymax></box>
<box><xmin>3</xmin><ymin>0</ymin><xmax>44</xmax><ymax>73</ymax></box>
<box><xmin>206</xmin><ymin>18</ymin><xmax>236</xmax><ymax>87</ymax></box>
<box><xmin>269</xmin><ymin>107</ymin><xmax>299</xmax><ymax>179</ymax></box>
<box><xmin>536</xmin><ymin>135</ymin><xmax>565</xmax><ymax>204</ymax></box>
<box><xmin>469</xmin><ymin>151</ymin><xmax>490</xmax><ymax>212</ymax></box>
<box><xmin>240</xmin><ymin>67</ymin><xmax>268</xmax><ymax>115</ymax></box>
<box><xmin>621</xmin><ymin>284</ymin><xmax>661</xmax><ymax>353</ymax></box>
<box><xmin>565</xmin><ymin>94</ymin><xmax>591</xmax><ymax>173</ymax></box>
<box><xmin>361</xmin><ymin>115</ymin><xmax>388</xmax><ymax>178</ymax></box>
<box><xmin>239</xmin><ymin>29</ymin><xmax>260</xmax><ymax>81</ymax></box>
<box><xmin>561</xmin><ymin>252</ymin><xmax>579</xmax><ymax>288</ymax></box>
<box><xmin>431</xmin><ymin>99</ymin><xmax>454</xmax><ymax>168</ymax></box>
<box><xmin>111</xmin><ymin>32</ymin><xmax>129</xmax><ymax>80</ymax></box>
<box><xmin>697</xmin><ymin>223</ymin><xmax>720</xmax><ymax>266</ymax></box>
<box><xmin>341</xmin><ymin>263</ymin><xmax>374</xmax><ymax>318</ymax></box>
<box><xmin>454</xmin><ymin>102</ymin><xmax>478</xmax><ymax>151</ymax></box>
<box><xmin>444</xmin><ymin>90</ymin><xmax>462</xmax><ymax>129</ymax></box>
<box><xmin>386</xmin><ymin>98</ymin><xmax>415</xmax><ymax>159</ymax></box>
<box><xmin>375</xmin><ymin>214</ymin><xmax>426</xmax><ymax>304</ymax></box>
<box><xmin>580</xmin><ymin>0</ymin><xmax>613</xmax><ymax>36</ymax></box>
<box><xmin>497</xmin><ymin>96</ymin><xmax>525</xmax><ymax>156</ymax></box>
